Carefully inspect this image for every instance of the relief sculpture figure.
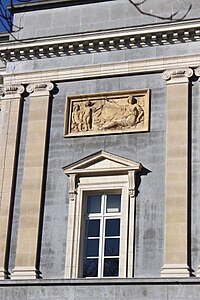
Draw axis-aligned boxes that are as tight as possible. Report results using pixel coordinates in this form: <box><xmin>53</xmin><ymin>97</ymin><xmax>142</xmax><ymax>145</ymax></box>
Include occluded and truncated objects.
<box><xmin>124</xmin><ymin>95</ymin><xmax>144</xmax><ymax>127</ymax></box>
<box><xmin>92</xmin><ymin>98</ymin><xmax>105</xmax><ymax>130</ymax></box>
<box><xmin>71</xmin><ymin>104</ymin><xmax>82</xmax><ymax>132</ymax></box>
<box><xmin>82</xmin><ymin>101</ymin><xmax>92</xmax><ymax>131</ymax></box>
<box><xmin>72</xmin><ymin>101</ymin><xmax>92</xmax><ymax>132</ymax></box>
<box><xmin>101</xmin><ymin>96</ymin><xmax>144</xmax><ymax>130</ymax></box>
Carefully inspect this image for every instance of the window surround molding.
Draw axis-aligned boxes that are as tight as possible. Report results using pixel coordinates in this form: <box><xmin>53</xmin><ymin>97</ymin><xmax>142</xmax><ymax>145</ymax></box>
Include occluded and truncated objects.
<box><xmin>63</xmin><ymin>150</ymin><xmax>142</xmax><ymax>278</ymax></box>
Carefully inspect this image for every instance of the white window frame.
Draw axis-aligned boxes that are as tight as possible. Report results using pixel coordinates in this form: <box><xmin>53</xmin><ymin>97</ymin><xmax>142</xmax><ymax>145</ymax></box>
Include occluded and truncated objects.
<box><xmin>63</xmin><ymin>151</ymin><xmax>141</xmax><ymax>279</ymax></box>
<box><xmin>82</xmin><ymin>191</ymin><xmax>122</xmax><ymax>278</ymax></box>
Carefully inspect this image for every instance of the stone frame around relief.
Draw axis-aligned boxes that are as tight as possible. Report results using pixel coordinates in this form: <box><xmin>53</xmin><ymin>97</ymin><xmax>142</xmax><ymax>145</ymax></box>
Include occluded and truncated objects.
<box><xmin>64</xmin><ymin>89</ymin><xmax>150</xmax><ymax>137</ymax></box>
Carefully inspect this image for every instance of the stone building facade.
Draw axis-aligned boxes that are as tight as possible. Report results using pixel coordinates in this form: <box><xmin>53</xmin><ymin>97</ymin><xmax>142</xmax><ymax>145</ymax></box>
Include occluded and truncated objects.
<box><xmin>1</xmin><ymin>0</ymin><xmax>200</xmax><ymax>299</ymax></box>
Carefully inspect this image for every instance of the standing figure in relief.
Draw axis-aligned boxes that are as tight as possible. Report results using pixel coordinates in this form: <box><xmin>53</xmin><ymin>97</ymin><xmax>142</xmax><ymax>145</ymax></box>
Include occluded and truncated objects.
<box><xmin>82</xmin><ymin>100</ymin><xmax>93</xmax><ymax>131</ymax></box>
<box><xmin>71</xmin><ymin>103</ymin><xmax>82</xmax><ymax>132</ymax></box>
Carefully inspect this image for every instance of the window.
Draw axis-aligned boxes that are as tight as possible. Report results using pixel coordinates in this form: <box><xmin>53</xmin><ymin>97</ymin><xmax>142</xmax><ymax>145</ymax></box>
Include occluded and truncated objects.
<box><xmin>83</xmin><ymin>193</ymin><xmax>121</xmax><ymax>277</ymax></box>
<box><xmin>63</xmin><ymin>151</ymin><xmax>141</xmax><ymax>279</ymax></box>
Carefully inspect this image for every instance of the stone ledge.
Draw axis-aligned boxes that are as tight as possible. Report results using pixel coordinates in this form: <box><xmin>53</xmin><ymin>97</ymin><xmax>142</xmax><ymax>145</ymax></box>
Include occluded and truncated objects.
<box><xmin>1</xmin><ymin>278</ymin><xmax>200</xmax><ymax>286</ymax></box>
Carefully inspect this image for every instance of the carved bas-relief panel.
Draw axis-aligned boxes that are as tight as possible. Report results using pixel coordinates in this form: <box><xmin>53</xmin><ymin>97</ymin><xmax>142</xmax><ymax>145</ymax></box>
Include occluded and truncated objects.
<box><xmin>64</xmin><ymin>90</ymin><xmax>150</xmax><ymax>137</ymax></box>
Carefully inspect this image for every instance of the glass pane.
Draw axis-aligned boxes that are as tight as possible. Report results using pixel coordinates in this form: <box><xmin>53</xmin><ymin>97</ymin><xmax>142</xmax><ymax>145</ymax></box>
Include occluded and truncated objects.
<box><xmin>86</xmin><ymin>220</ymin><xmax>100</xmax><ymax>237</ymax></box>
<box><xmin>83</xmin><ymin>258</ymin><xmax>98</xmax><ymax>277</ymax></box>
<box><xmin>106</xmin><ymin>194</ymin><xmax>121</xmax><ymax>213</ymax></box>
<box><xmin>85</xmin><ymin>239</ymin><xmax>99</xmax><ymax>257</ymax></box>
<box><xmin>104</xmin><ymin>238</ymin><xmax>119</xmax><ymax>256</ymax></box>
<box><xmin>87</xmin><ymin>195</ymin><xmax>101</xmax><ymax>213</ymax></box>
<box><xmin>103</xmin><ymin>258</ymin><xmax>119</xmax><ymax>277</ymax></box>
<box><xmin>105</xmin><ymin>219</ymin><xmax>120</xmax><ymax>236</ymax></box>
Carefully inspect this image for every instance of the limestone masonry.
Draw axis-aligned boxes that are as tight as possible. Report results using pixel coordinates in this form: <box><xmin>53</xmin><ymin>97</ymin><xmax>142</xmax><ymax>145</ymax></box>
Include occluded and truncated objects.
<box><xmin>1</xmin><ymin>0</ymin><xmax>200</xmax><ymax>299</ymax></box>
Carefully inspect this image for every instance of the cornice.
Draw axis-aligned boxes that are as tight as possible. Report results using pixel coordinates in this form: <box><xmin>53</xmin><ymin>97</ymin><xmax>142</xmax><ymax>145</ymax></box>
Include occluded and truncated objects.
<box><xmin>0</xmin><ymin>33</ymin><xmax>9</xmax><ymax>43</ymax></box>
<box><xmin>1</xmin><ymin>19</ymin><xmax>200</xmax><ymax>62</ymax></box>
<box><xmin>8</xmin><ymin>0</ymin><xmax>110</xmax><ymax>13</ymax></box>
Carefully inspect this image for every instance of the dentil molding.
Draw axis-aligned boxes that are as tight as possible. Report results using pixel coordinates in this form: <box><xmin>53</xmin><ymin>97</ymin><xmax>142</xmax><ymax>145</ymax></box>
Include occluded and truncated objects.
<box><xmin>1</xmin><ymin>19</ymin><xmax>200</xmax><ymax>62</ymax></box>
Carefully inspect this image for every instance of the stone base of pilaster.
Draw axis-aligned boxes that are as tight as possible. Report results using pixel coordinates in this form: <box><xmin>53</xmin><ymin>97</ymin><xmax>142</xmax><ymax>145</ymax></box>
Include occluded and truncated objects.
<box><xmin>161</xmin><ymin>264</ymin><xmax>191</xmax><ymax>278</ymax></box>
<box><xmin>196</xmin><ymin>265</ymin><xmax>200</xmax><ymax>277</ymax></box>
<box><xmin>11</xmin><ymin>267</ymin><xmax>39</xmax><ymax>280</ymax></box>
<box><xmin>0</xmin><ymin>267</ymin><xmax>5</xmax><ymax>280</ymax></box>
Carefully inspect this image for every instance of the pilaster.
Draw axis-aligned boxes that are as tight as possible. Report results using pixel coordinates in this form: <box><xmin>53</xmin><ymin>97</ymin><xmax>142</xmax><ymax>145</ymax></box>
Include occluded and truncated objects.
<box><xmin>161</xmin><ymin>68</ymin><xmax>193</xmax><ymax>277</ymax></box>
<box><xmin>194</xmin><ymin>67</ymin><xmax>200</xmax><ymax>277</ymax></box>
<box><xmin>65</xmin><ymin>174</ymin><xmax>77</xmax><ymax>278</ymax></box>
<box><xmin>127</xmin><ymin>171</ymin><xmax>136</xmax><ymax>278</ymax></box>
<box><xmin>11</xmin><ymin>82</ymin><xmax>54</xmax><ymax>280</ymax></box>
<box><xmin>0</xmin><ymin>85</ymin><xmax>24</xmax><ymax>279</ymax></box>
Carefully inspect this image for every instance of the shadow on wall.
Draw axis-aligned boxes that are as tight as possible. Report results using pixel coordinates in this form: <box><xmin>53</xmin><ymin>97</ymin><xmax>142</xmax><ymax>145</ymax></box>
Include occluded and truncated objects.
<box><xmin>135</xmin><ymin>166</ymin><xmax>151</xmax><ymax>197</ymax></box>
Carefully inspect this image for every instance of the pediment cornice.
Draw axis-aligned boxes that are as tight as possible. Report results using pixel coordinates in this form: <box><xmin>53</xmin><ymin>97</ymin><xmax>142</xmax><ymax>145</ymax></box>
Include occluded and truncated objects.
<box><xmin>63</xmin><ymin>150</ymin><xmax>142</xmax><ymax>176</ymax></box>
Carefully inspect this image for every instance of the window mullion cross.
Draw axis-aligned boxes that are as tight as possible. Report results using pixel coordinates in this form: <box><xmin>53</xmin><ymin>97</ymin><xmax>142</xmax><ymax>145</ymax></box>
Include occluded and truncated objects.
<box><xmin>99</xmin><ymin>194</ymin><xmax>106</xmax><ymax>277</ymax></box>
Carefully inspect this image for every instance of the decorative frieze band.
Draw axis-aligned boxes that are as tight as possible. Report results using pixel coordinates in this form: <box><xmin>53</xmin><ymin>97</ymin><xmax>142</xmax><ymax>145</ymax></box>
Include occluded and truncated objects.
<box><xmin>1</xmin><ymin>19</ymin><xmax>200</xmax><ymax>61</ymax></box>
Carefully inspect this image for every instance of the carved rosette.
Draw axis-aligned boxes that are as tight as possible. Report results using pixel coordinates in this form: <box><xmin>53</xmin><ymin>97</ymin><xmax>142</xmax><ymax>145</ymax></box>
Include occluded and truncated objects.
<box><xmin>27</xmin><ymin>82</ymin><xmax>54</xmax><ymax>95</ymax></box>
<box><xmin>162</xmin><ymin>68</ymin><xmax>193</xmax><ymax>83</ymax></box>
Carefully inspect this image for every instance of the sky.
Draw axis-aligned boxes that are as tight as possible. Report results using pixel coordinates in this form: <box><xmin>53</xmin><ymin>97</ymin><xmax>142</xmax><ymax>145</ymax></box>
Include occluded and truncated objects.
<box><xmin>0</xmin><ymin>0</ymin><xmax>30</xmax><ymax>33</ymax></box>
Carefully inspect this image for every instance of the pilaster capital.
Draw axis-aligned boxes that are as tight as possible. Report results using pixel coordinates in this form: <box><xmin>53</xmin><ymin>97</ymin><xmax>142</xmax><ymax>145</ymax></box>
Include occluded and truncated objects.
<box><xmin>2</xmin><ymin>84</ymin><xmax>25</xmax><ymax>99</ymax></box>
<box><xmin>162</xmin><ymin>68</ymin><xmax>193</xmax><ymax>84</ymax></box>
<box><xmin>27</xmin><ymin>82</ymin><xmax>54</xmax><ymax>95</ymax></box>
<box><xmin>129</xmin><ymin>188</ymin><xmax>135</xmax><ymax>199</ymax></box>
<box><xmin>69</xmin><ymin>191</ymin><xmax>77</xmax><ymax>202</ymax></box>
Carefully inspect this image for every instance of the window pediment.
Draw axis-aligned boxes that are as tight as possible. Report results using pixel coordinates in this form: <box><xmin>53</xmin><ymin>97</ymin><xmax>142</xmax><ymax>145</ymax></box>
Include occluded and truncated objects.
<box><xmin>63</xmin><ymin>150</ymin><xmax>141</xmax><ymax>176</ymax></box>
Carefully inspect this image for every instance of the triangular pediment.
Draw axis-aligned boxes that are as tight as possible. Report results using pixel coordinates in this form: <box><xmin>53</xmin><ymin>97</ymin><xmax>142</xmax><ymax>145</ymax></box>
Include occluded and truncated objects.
<box><xmin>63</xmin><ymin>151</ymin><xmax>141</xmax><ymax>175</ymax></box>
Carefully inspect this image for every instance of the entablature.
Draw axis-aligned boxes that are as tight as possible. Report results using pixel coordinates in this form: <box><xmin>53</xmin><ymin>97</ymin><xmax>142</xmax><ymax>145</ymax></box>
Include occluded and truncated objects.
<box><xmin>2</xmin><ymin>53</ymin><xmax>200</xmax><ymax>86</ymax></box>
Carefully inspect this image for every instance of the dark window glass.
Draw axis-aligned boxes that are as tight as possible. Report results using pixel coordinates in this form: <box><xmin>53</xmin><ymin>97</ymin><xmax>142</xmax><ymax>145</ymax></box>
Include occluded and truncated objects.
<box><xmin>106</xmin><ymin>194</ymin><xmax>121</xmax><ymax>213</ymax></box>
<box><xmin>104</xmin><ymin>238</ymin><xmax>119</xmax><ymax>256</ymax></box>
<box><xmin>105</xmin><ymin>219</ymin><xmax>120</xmax><ymax>236</ymax></box>
<box><xmin>86</xmin><ymin>220</ymin><xmax>100</xmax><ymax>237</ymax></box>
<box><xmin>85</xmin><ymin>239</ymin><xmax>99</xmax><ymax>257</ymax></box>
<box><xmin>87</xmin><ymin>195</ymin><xmax>101</xmax><ymax>213</ymax></box>
<box><xmin>103</xmin><ymin>258</ymin><xmax>119</xmax><ymax>276</ymax></box>
<box><xmin>83</xmin><ymin>258</ymin><xmax>98</xmax><ymax>277</ymax></box>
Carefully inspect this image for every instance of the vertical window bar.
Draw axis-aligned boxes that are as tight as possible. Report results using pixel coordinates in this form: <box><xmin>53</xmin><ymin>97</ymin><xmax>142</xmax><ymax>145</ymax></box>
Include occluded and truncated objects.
<box><xmin>83</xmin><ymin>193</ymin><xmax>121</xmax><ymax>278</ymax></box>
